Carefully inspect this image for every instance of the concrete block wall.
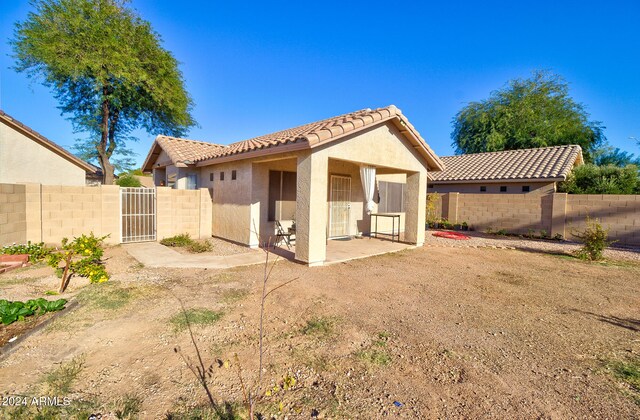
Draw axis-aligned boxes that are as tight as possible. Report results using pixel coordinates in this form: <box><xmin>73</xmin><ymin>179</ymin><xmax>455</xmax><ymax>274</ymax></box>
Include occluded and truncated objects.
<box><xmin>565</xmin><ymin>195</ymin><xmax>640</xmax><ymax>246</ymax></box>
<box><xmin>1</xmin><ymin>183</ymin><xmax>212</xmax><ymax>246</ymax></box>
<box><xmin>433</xmin><ymin>192</ymin><xmax>640</xmax><ymax>246</ymax></box>
<box><xmin>0</xmin><ymin>183</ymin><xmax>27</xmax><ymax>245</ymax></box>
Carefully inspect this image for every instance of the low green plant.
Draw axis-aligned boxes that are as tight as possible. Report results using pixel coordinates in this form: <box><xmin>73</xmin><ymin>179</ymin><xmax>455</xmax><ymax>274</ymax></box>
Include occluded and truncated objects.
<box><xmin>45</xmin><ymin>355</ymin><xmax>85</xmax><ymax>394</ymax></box>
<box><xmin>607</xmin><ymin>358</ymin><xmax>640</xmax><ymax>404</ymax></box>
<box><xmin>160</xmin><ymin>233</ymin><xmax>194</xmax><ymax>247</ymax></box>
<box><xmin>113</xmin><ymin>393</ymin><xmax>142</xmax><ymax>419</ymax></box>
<box><xmin>170</xmin><ymin>308</ymin><xmax>223</xmax><ymax>331</ymax></box>
<box><xmin>573</xmin><ymin>217</ymin><xmax>614</xmax><ymax>261</ymax></box>
<box><xmin>77</xmin><ymin>282</ymin><xmax>132</xmax><ymax>310</ymax></box>
<box><xmin>539</xmin><ymin>229</ymin><xmax>549</xmax><ymax>239</ymax></box>
<box><xmin>1</xmin><ymin>241</ymin><xmax>52</xmax><ymax>262</ymax></box>
<box><xmin>47</xmin><ymin>232</ymin><xmax>109</xmax><ymax>293</ymax></box>
<box><xmin>0</xmin><ymin>298</ymin><xmax>67</xmax><ymax>325</ymax></box>
<box><xmin>355</xmin><ymin>332</ymin><xmax>392</xmax><ymax>366</ymax></box>
<box><xmin>187</xmin><ymin>239</ymin><xmax>212</xmax><ymax>253</ymax></box>
<box><xmin>495</xmin><ymin>229</ymin><xmax>508</xmax><ymax>236</ymax></box>
<box><xmin>301</xmin><ymin>316</ymin><xmax>335</xmax><ymax>336</ymax></box>
<box><xmin>553</xmin><ymin>233</ymin><xmax>564</xmax><ymax>241</ymax></box>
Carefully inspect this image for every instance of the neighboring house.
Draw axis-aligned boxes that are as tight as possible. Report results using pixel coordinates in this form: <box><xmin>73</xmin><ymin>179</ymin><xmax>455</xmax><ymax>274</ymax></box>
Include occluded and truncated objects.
<box><xmin>428</xmin><ymin>145</ymin><xmax>583</xmax><ymax>194</ymax></box>
<box><xmin>143</xmin><ymin>105</ymin><xmax>444</xmax><ymax>265</ymax></box>
<box><xmin>0</xmin><ymin>110</ymin><xmax>99</xmax><ymax>186</ymax></box>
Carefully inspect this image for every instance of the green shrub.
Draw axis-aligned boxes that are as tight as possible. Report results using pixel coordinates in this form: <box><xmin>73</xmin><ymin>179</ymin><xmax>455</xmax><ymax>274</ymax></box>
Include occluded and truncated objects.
<box><xmin>559</xmin><ymin>163</ymin><xmax>639</xmax><ymax>194</ymax></box>
<box><xmin>1</xmin><ymin>241</ymin><xmax>52</xmax><ymax>262</ymax></box>
<box><xmin>187</xmin><ymin>240</ymin><xmax>212</xmax><ymax>253</ymax></box>
<box><xmin>115</xmin><ymin>173</ymin><xmax>142</xmax><ymax>187</ymax></box>
<box><xmin>574</xmin><ymin>217</ymin><xmax>613</xmax><ymax>261</ymax></box>
<box><xmin>160</xmin><ymin>233</ymin><xmax>193</xmax><ymax>247</ymax></box>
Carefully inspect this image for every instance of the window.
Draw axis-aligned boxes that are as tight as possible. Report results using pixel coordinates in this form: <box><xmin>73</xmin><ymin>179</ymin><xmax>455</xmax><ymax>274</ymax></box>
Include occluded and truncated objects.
<box><xmin>231</xmin><ymin>170</ymin><xmax>237</xmax><ymax>180</ymax></box>
<box><xmin>480</xmin><ymin>186</ymin><xmax>487</xmax><ymax>192</ymax></box>
<box><xmin>522</xmin><ymin>186</ymin><xmax>530</xmax><ymax>192</ymax></box>
<box><xmin>186</xmin><ymin>174</ymin><xmax>197</xmax><ymax>190</ymax></box>
<box><xmin>220</xmin><ymin>172</ymin><xmax>225</xmax><ymax>181</ymax></box>
<box><xmin>378</xmin><ymin>181</ymin><xmax>405</xmax><ymax>213</ymax></box>
<box><xmin>500</xmin><ymin>186</ymin><xmax>507</xmax><ymax>192</ymax></box>
<box><xmin>268</xmin><ymin>171</ymin><xmax>297</xmax><ymax>221</ymax></box>
<box><xmin>209</xmin><ymin>172</ymin><xmax>214</xmax><ymax>182</ymax></box>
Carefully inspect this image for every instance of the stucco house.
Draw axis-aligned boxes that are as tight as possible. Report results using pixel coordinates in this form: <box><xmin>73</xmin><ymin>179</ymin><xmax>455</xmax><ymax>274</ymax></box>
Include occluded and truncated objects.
<box><xmin>143</xmin><ymin>105</ymin><xmax>444</xmax><ymax>265</ymax></box>
<box><xmin>0</xmin><ymin>110</ymin><xmax>99</xmax><ymax>186</ymax></box>
<box><xmin>428</xmin><ymin>145</ymin><xmax>583</xmax><ymax>195</ymax></box>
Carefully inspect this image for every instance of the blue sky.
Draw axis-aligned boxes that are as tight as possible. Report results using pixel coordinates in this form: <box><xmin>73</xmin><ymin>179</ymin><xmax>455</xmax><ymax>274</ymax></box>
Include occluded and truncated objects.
<box><xmin>1</xmin><ymin>0</ymin><xmax>639</xmax><ymax>169</ymax></box>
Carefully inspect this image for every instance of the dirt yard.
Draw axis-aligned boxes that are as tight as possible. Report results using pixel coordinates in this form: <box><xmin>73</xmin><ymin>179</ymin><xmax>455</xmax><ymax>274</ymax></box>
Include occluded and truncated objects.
<box><xmin>0</xmin><ymin>243</ymin><xmax>639</xmax><ymax>419</ymax></box>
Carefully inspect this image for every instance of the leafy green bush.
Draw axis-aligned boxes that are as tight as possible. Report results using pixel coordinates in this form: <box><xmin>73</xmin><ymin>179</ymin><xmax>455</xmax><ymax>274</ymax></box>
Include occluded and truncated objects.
<box><xmin>115</xmin><ymin>173</ymin><xmax>142</xmax><ymax>187</ymax></box>
<box><xmin>48</xmin><ymin>233</ymin><xmax>109</xmax><ymax>293</ymax></box>
<box><xmin>187</xmin><ymin>240</ymin><xmax>212</xmax><ymax>253</ymax></box>
<box><xmin>573</xmin><ymin>217</ymin><xmax>613</xmax><ymax>261</ymax></box>
<box><xmin>1</xmin><ymin>241</ymin><xmax>52</xmax><ymax>262</ymax></box>
<box><xmin>559</xmin><ymin>164</ymin><xmax>639</xmax><ymax>194</ymax></box>
<box><xmin>160</xmin><ymin>233</ymin><xmax>193</xmax><ymax>247</ymax></box>
<box><xmin>0</xmin><ymin>298</ymin><xmax>67</xmax><ymax>325</ymax></box>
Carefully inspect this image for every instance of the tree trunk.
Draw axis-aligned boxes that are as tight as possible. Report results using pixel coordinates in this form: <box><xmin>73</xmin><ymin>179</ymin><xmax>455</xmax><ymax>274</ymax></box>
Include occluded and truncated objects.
<box><xmin>97</xmin><ymin>86</ymin><xmax>116</xmax><ymax>185</ymax></box>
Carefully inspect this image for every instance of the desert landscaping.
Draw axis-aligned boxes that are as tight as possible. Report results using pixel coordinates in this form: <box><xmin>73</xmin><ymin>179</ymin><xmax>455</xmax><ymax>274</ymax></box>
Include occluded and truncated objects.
<box><xmin>1</xmin><ymin>238</ymin><xmax>639</xmax><ymax>419</ymax></box>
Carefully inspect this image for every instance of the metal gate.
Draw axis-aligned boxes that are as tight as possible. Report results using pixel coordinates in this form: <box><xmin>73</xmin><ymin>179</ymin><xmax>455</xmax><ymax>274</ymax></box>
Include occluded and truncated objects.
<box><xmin>329</xmin><ymin>175</ymin><xmax>351</xmax><ymax>238</ymax></box>
<box><xmin>120</xmin><ymin>188</ymin><xmax>156</xmax><ymax>243</ymax></box>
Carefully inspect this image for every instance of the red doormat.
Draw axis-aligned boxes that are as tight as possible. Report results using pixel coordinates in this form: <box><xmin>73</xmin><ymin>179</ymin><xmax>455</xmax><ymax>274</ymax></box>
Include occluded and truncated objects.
<box><xmin>432</xmin><ymin>231</ymin><xmax>470</xmax><ymax>240</ymax></box>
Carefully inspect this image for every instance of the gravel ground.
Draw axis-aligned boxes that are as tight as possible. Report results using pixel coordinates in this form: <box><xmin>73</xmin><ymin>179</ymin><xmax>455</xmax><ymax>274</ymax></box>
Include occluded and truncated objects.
<box><xmin>171</xmin><ymin>236</ymin><xmax>251</xmax><ymax>256</ymax></box>
<box><xmin>424</xmin><ymin>230</ymin><xmax>640</xmax><ymax>261</ymax></box>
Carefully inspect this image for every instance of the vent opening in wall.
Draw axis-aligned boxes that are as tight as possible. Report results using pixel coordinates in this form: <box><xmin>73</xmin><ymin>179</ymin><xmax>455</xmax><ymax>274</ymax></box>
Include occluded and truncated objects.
<box><xmin>480</xmin><ymin>186</ymin><xmax>486</xmax><ymax>192</ymax></box>
<box><xmin>522</xmin><ymin>186</ymin><xmax>530</xmax><ymax>192</ymax></box>
<box><xmin>232</xmin><ymin>170</ymin><xmax>237</xmax><ymax>180</ymax></box>
<box><xmin>220</xmin><ymin>172</ymin><xmax>225</xmax><ymax>181</ymax></box>
<box><xmin>500</xmin><ymin>186</ymin><xmax>507</xmax><ymax>192</ymax></box>
<box><xmin>210</xmin><ymin>172</ymin><xmax>214</xmax><ymax>182</ymax></box>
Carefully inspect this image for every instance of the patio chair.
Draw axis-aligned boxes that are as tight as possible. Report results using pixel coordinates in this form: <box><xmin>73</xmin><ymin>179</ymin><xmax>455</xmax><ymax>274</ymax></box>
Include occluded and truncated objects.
<box><xmin>274</xmin><ymin>221</ymin><xmax>294</xmax><ymax>249</ymax></box>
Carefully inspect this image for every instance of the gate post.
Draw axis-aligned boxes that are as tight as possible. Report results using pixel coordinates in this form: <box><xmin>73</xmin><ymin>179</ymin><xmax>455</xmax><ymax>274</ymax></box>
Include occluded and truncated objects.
<box><xmin>101</xmin><ymin>185</ymin><xmax>120</xmax><ymax>244</ymax></box>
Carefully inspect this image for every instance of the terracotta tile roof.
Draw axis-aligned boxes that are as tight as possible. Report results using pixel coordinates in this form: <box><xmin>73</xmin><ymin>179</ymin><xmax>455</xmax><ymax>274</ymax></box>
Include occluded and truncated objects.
<box><xmin>155</xmin><ymin>135</ymin><xmax>225</xmax><ymax>164</ymax></box>
<box><xmin>0</xmin><ymin>109</ymin><xmax>96</xmax><ymax>173</ymax></box>
<box><xmin>143</xmin><ymin>106</ymin><xmax>444</xmax><ymax>171</ymax></box>
<box><xmin>429</xmin><ymin>145</ymin><xmax>583</xmax><ymax>183</ymax></box>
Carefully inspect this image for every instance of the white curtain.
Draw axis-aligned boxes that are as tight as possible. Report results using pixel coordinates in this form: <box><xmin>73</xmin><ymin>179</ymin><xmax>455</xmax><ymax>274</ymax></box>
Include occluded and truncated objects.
<box><xmin>360</xmin><ymin>165</ymin><xmax>376</xmax><ymax>215</ymax></box>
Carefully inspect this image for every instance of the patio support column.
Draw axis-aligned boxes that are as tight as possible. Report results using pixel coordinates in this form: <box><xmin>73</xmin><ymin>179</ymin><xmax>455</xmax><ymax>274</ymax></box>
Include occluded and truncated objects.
<box><xmin>295</xmin><ymin>151</ymin><xmax>328</xmax><ymax>266</ymax></box>
<box><xmin>404</xmin><ymin>170</ymin><xmax>427</xmax><ymax>246</ymax></box>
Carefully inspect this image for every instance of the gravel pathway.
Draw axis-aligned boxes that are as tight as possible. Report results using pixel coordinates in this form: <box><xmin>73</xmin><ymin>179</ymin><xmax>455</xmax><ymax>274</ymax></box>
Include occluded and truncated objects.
<box><xmin>424</xmin><ymin>230</ymin><xmax>640</xmax><ymax>262</ymax></box>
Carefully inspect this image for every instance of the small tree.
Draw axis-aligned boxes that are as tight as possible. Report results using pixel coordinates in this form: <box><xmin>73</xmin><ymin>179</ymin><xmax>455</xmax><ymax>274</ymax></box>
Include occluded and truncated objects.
<box><xmin>559</xmin><ymin>164</ymin><xmax>639</xmax><ymax>194</ymax></box>
<box><xmin>115</xmin><ymin>173</ymin><xmax>142</xmax><ymax>187</ymax></box>
<box><xmin>48</xmin><ymin>233</ymin><xmax>109</xmax><ymax>293</ymax></box>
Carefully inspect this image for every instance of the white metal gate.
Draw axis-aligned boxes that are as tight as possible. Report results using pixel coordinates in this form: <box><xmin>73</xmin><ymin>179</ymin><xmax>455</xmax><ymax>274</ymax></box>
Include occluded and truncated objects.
<box><xmin>329</xmin><ymin>175</ymin><xmax>351</xmax><ymax>238</ymax></box>
<box><xmin>120</xmin><ymin>188</ymin><xmax>156</xmax><ymax>243</ymax></box>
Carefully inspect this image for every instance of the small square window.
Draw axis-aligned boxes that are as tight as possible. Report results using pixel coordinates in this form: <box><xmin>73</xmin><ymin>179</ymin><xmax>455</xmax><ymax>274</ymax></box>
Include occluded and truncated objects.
<box><xmin>480</xmin><ymin>186</ymin><xmax>487</xmax><ymax>192</ymax></box>
<box><xmin>209</xmin><ymin>172</ymin><xmax>214</xmax><ymax>182</ymax></box>
<box><xmin>231</xmin><ymin>170</ymin><xmax>237</xmax><ymax>180</ymax></box>
<box><xmin>220</xmin><ymin>172</ymin><xmax>225</xmax><ymax>181</ymax></box>
<box><xmin>500</xmin><ymin>186</ymin><xmax>507</xmax><ymax>192</ymax></box>
<box><xmin>522</xmin><ymin>186</ymin><xmax>530</xmax><ymax>192</ymax></box>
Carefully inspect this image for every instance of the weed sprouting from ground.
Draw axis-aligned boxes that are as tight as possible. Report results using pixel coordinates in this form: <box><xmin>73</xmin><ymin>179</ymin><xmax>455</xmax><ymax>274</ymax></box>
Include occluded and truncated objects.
<box><xmin>170</xmin><ymin>308</ymin><xmax>223</xmax><ymax>331</ymax></box>
<box><xmin>607</xmin><ymin>357</ymin><xmax>640</xmax><ymax>404</ymax></box>
<box><xmin>76</xmin><ymin>282</ymin><xmax>132</xmax><ymax>310</ymax></box>
<box><xmin>44</xmin><ymin>355</ymin><xmax>85</xmax><ymax>394</ymax></box>
<box><xmin>301</xmin><ymin>316</ymin><xmax>336</xmax><ymax>337</ymax></box>
<box><xmin>355</xmin><ymin>332</ymin><xmax>392</xmax><ymax>367</ymax></box>
<box><xmin>222</xmin><ymin>288</ymin><xmax>249</xmax><ymax>304</ymax></box>
<box><xmin>113</xmin><ymin>393</ymin><xmax>142</xmax><ymax>419</ymax></box>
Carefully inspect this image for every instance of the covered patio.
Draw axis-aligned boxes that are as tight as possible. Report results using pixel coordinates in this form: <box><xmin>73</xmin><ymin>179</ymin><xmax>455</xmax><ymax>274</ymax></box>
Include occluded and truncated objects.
<box><xmin>268</xmin><ymin>234</ymin><xmax>417</xmax><ymax>265</ymax></box>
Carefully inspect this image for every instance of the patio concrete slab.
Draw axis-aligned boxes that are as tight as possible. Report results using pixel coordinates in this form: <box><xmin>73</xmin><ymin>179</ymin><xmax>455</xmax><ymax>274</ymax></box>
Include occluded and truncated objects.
<box><xmin>124</xmin><ymin>242</ymin><xmax>266</xmax><ymax>269</ymax></box>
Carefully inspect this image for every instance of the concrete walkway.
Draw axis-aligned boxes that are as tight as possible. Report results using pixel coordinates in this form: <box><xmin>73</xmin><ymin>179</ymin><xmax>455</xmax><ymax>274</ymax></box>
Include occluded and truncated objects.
<box><xmin>124</xmin><ymin>242</ymin><xmax>266</xmax><ymax>269</ymax></box>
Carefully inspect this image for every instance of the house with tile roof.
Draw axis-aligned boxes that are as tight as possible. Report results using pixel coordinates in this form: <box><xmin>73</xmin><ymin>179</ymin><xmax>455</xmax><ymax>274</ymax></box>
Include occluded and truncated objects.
<box><xmin>142</xmin><ymin>105</ymin><xmax>444</xmax><ymax>265</ymax></box>
<box><xmin>428</xmin><ymin>145</ymin><xmax>584</xmax><ymax>195</ymax></box>
<box><xmin>0</xmin><ymin>110</ymin><xmax>99</xmax><ymax>186</ymax></box>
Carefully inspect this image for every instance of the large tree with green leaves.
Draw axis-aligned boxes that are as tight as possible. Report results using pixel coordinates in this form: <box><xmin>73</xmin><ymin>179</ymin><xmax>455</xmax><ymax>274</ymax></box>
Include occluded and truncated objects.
<box><xmin>452</xmin><ymin>71</ymin><xmax>604</xmax><ymax>161</ymax></box>
<box><xmin>11</xmin><ymin>0</ymin><xmax>195</xmax><ymax>184</ymax></box>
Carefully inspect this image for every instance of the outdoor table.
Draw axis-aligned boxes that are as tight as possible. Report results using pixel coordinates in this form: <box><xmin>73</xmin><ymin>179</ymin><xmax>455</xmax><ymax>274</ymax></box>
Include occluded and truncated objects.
<box><xmin>370</xmin><ymin>213</ymin><xmax>401</xmax><ymax>242</ymax></box>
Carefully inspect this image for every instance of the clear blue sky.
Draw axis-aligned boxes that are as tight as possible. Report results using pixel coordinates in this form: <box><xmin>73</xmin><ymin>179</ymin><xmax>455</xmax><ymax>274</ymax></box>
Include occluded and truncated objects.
<box><xmin>1</xmin><ymin>0</ymin><xmax>639</xmax><ymax>169</ymax></box>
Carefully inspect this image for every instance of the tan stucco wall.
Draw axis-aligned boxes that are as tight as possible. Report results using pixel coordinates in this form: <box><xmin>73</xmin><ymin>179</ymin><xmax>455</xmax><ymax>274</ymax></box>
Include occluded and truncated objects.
<box><xmin>0</xmin><ymin>123</ymin><xmax>86</xmax><ymax>186</ymax></box>
<box><xmin>200</xmin><ymin>161</ymin><xmax>253</xmax><ymax>245</ymax></box>
<box><xmin>429</xmin><ymin>181</ymin><xmax>556</xmax><ymax>195</ymax></box>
